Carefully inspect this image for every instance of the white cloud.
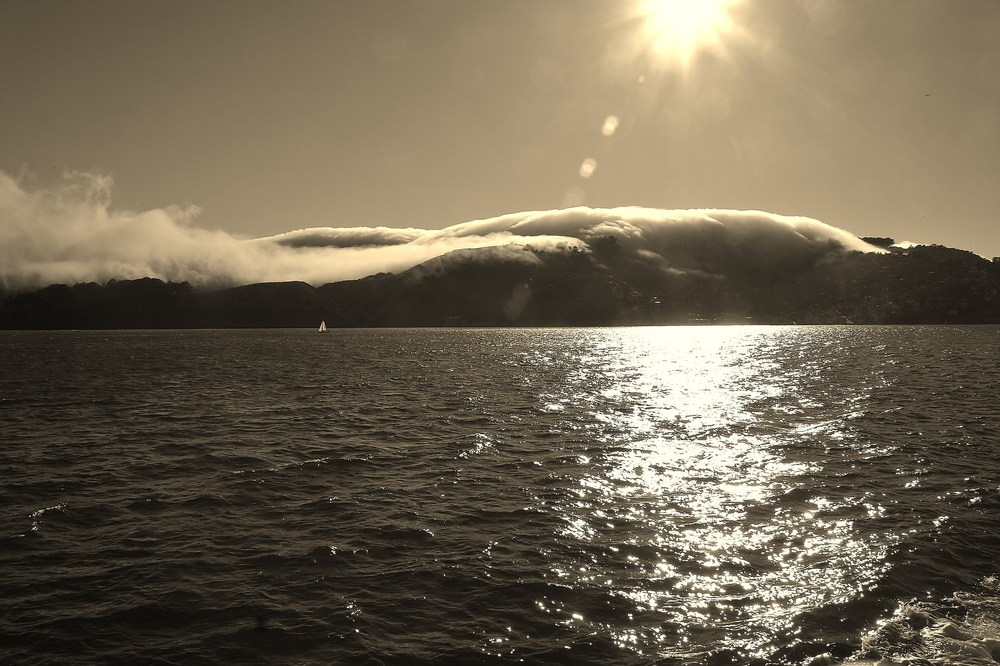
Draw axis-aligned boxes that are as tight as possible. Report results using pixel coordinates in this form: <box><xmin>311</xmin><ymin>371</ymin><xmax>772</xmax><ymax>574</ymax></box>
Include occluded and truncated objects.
<box><xmin>256</xmin><ymin>226</ymin><xmax>428</xmax><ymax>248</ymax></box>
<box><xmin>0</xmin><ymin>170</ymin><xmax>882</xmax><ymax>291</ymax></box>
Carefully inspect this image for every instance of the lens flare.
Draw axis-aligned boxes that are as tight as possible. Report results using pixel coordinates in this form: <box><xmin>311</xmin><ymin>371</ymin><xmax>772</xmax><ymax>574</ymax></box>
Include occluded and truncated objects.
<box><xmin>639</xmin><ymin>0</ymin><xmax>738</xmax><ymax>68</ymax></box>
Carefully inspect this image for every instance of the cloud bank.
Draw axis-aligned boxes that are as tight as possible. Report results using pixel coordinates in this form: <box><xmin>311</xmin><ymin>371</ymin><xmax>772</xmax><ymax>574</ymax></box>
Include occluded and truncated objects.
<box><xmin>257</xmin><ymin>226</ymin><xmax>427</xmax><ymax>248</ymax></box>
<box><xmin>0</xmin><ymin>170</ymin><xmax>881</xmax><ymax>291</ymax></box>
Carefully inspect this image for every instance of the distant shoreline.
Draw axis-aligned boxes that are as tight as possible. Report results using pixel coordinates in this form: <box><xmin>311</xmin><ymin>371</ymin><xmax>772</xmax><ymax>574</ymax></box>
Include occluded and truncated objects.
<box><xmin>3</xmin><ymin>242</ymin><xmax>999</xmax><ymax>329</ymax></box>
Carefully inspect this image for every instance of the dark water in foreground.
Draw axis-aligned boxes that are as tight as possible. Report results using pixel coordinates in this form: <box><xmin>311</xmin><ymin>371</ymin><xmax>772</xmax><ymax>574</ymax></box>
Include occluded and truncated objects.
<box><xmin>1</xmin><ymin>326</ymin><xmax>999</xmax><ymax>665</ymax></box>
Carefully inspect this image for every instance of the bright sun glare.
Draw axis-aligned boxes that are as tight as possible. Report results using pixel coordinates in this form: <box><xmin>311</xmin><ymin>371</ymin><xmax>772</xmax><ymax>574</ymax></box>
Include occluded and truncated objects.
<box><xmin>640</xmin><ymin>0</ymin><xmax>737</xmax><ymax>67</ymax></box>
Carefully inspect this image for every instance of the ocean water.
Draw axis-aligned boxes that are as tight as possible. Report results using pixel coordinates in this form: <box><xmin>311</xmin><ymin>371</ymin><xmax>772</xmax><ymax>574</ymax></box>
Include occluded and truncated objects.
<box><xmin>1</xmin><ymin>326</ymin><xmax>999</xmax><ymax>665</ymax></box>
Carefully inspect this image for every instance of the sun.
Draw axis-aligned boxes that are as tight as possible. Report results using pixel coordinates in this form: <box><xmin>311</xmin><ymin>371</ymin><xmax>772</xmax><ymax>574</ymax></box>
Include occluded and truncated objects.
<box><xmin>639</xmin><ymin>0</ymin><xmax>737</xmax><ymax>68</ymax></box>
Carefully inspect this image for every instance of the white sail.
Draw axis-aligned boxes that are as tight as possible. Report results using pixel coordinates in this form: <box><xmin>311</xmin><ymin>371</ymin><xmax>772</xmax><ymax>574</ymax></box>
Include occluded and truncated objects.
<box><xmin>318</xmin><ymin>320</ymin><xmax>327</xmax><ymax>332</ymax></box>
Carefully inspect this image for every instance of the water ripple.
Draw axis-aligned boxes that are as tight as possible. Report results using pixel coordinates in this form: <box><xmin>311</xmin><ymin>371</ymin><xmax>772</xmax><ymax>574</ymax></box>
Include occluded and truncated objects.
<box><xmin>1</xmin><ymin>326</ymin><xmax>998</xmax><ymax>664</ymax></box>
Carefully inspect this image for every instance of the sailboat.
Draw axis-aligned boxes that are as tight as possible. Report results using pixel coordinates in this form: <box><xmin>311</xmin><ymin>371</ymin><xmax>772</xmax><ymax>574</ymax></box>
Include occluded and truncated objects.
<box><xmin>318</xmin><ymin>320</ymin><xmax>327</xmax><ymax>332</ymax></box>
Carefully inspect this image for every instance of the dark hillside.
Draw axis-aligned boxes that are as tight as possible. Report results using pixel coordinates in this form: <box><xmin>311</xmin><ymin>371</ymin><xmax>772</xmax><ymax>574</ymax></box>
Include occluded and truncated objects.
<box><xmin>2</xmin><ymin>244</ymin><xmax>998</xmax><ymax>328</ymax></box>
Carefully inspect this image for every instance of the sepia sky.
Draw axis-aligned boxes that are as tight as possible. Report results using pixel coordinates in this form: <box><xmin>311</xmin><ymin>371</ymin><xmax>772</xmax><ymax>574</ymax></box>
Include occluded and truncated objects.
<box><xmin>2</xmin><ymin>0</ymin><xmax>999</xmax><ymax>259</ymax></box>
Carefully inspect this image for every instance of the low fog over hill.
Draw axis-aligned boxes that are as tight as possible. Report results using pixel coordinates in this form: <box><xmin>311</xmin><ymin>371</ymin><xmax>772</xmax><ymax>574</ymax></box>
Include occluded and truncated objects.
<box><xmin>3</xmin><ymin>171</ymin><xmax>998</xmax><ymax>327</ymax></box>
<box><xmin>3</xmin><ymin>170</ymin><xmax>884</xmax><ymax>290</ymax></box>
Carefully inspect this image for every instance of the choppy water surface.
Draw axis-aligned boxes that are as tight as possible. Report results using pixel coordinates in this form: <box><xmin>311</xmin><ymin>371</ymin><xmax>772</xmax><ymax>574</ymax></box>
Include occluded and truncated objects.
<box><xmin>2</xmin><ymin>326</ymin><xmax>999</xmax><ymax>664</ymax></box>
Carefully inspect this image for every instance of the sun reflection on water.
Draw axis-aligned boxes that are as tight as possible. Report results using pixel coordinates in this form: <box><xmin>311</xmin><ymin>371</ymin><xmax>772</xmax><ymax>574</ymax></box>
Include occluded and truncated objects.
<box><xmin>533</xmin><ymin>326</ymin><xmax>897</xmax><ymax>660</ymax></box>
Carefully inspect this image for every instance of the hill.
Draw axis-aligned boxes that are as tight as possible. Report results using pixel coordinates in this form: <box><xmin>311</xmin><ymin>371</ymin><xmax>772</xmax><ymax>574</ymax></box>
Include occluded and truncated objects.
<box><xmin>2</xmin><ymin>242</ymin><xmax>999</xmax><ymax>328</ymax></box>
